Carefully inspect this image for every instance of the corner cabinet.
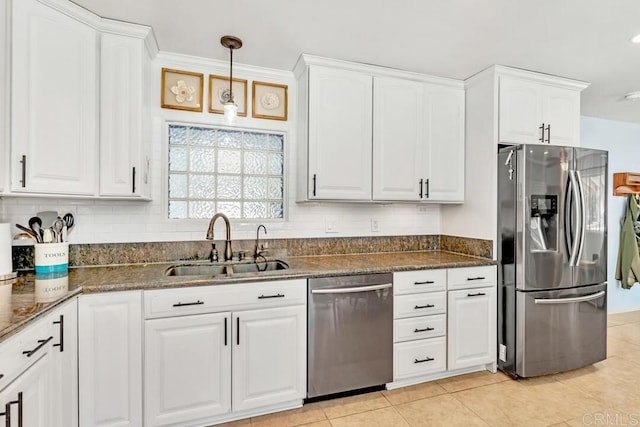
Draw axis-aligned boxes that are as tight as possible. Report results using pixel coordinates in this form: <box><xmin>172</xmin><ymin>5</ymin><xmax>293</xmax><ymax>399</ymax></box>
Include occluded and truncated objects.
<box><xmin>295</xmin><ymin>54</ymin><xmax>465</xmax><ymax>203</ymax></box>
<box><xmin>7</xmin><ymin>0</ymin><xmax>156</xmax><ymax>199</ymax></box>
<box><xmin>11</xmin><ymin>0</ymin><xmax>98</xmax><ymax>195</ymax></box>
<box><xmin>498</xmin><ymin>71</ymin><xmax>587</xmax><ymax>147</ymax></box>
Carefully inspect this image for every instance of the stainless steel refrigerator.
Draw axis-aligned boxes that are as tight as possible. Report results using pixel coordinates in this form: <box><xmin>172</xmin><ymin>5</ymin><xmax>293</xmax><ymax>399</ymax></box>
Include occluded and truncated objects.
<box><xmin>498</xmin><ymin>144</ymin><xmax>608</xmax><ymax>378</ymax></box>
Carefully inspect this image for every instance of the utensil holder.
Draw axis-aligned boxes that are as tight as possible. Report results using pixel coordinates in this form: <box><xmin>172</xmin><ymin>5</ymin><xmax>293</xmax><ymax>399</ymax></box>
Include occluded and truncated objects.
<box><xmin>34</xmin><ymin>242</ymin><xmax>69</xmax><ymax>274</ymax></box>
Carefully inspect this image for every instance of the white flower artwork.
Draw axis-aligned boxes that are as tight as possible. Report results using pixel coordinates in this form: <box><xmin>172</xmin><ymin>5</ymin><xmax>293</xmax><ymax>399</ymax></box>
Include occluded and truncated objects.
<box><xmin>171</xmin><ymin>80</ymin><xmax>196</xmax><ymax>103</ymax></box>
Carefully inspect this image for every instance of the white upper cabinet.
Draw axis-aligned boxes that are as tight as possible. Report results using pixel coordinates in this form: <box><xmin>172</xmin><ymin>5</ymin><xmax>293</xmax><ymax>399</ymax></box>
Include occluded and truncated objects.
<box><xmin>307</xmin><ymin>65</ymin><xmax>373</xmax><ymax>200</ymax></box>
<box><xmin>11</xmin><ymin>0</ymin><xmax>98</xmax><ymax>195</ymax></box>
<box><xmin>295</xmin><ymin>54</ymin><xmax>465</xmax><ymax>203</ymax></box>
<box><xmin>423</xmin><ymin>84</ymin><xmax>465</xmax><ymax>202</ymax></box>
<box><xmin>99</xmin><ymin>32</ymin><xmax>151</xmax><ymax>198</ymax></box>
<box><xmin>498</xmin><ymin>73</ymin><xmax>585</xmax><ymax>147</ymax></box>
<box><xmin>373</xmin><ymin>77</ymin><xmax>424</xmax><ymax>201</ymax></box>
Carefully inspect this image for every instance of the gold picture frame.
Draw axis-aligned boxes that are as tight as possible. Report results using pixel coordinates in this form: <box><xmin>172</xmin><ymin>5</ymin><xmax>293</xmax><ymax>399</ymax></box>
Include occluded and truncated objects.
<box><xmin>252</xmin><ymin>81</ymin><xmax>288</xmax><ymax>121</ymax></box>
<box><xmin>161</xmin><ymin>68</ymin><xmax>204</xmax><ymax>112</ymax></box>
<box><xmin>209</xmin><ymin>75</ymin><xmax>248</xmax><ymax>116</ymax></box>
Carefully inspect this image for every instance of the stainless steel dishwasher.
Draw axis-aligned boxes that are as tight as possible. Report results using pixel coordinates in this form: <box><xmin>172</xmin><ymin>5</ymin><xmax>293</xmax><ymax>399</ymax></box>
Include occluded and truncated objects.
<box><xmin>307</xmin><ymin>273</ymin><xmax>393</xmax><ymax>399</ymax></box>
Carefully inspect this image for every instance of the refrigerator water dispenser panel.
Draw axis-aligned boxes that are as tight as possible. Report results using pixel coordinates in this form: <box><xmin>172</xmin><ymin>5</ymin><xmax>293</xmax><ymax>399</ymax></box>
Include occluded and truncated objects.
<box><xmin>530</xmin><ymin>194</ymin><xmax>558</xmax><ymax>252</ymax></box>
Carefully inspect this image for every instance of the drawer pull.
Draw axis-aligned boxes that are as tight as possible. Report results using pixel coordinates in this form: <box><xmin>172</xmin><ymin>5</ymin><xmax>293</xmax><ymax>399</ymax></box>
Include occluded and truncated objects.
<box><xmin>224</xmin><ymin>317</ymin><xmax>228</xmax><ymax>346</ymax></box>
<box><xmin>414</xmin><ymin>304</ymin><xmax>435</xmax><ymax>309</ymax></box>
<box><xmin>414</xmin><ymin>357</ymin><xmax>434</xmax><ymax>364</ymax></box>
<box><xmin>22</xmin><ymin>336</ymin><xmax>53</xmax><ymax>357</ymax></box>
<box><xmin>258</xmin><ymin>293</ymin><xmax>285</xmax><ymax>299</ymax></box>
<box><xmin>173</xmin><ymin>300</ymin><xmax>204</xmax><ymax>307</ymax></box>
<box><xmin>414</xmin><ymin>280</ymin><xmax>435</xmax><ymax>285</ymax></box>
<box><xmin>414</xmin><ymin>327</ymin><xmax>435</xmax><ymax>333</ymax></box>
<box><xmin>467</xmin><ymin>292</ymin><xmax>486</xmax><ymax>297</ymax></box>
<box><xmin>467</xmin><ymin>276</ymin><xmax>486</xmax><ymax>281</ymax></box>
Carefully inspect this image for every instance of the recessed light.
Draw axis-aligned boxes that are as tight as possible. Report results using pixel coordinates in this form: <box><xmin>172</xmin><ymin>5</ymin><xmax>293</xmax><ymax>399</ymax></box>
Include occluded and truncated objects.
<box><xmin>632</xmin><ymin>34</ymin><xmax>640</xmax><ymax>43</ymax></box>
<box><xmin>625</xmin><ymin>91</ymin><xmax>640</xmax><ymax>100</ymax></box>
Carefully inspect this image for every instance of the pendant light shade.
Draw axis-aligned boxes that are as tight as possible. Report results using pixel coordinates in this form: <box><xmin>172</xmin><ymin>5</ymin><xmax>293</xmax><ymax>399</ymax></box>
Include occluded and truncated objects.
<box><xmin>220</xmin><ymin>35</ymin><xmax>242</xmax><ymax>124</ymax></box>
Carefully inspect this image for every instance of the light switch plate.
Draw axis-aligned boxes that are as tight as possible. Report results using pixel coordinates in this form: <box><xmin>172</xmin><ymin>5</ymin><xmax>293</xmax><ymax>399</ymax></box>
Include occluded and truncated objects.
<box><xmin>325</xmin><ymin>219</ymin><xmax>339</xmax><ymax>233</ymax></box>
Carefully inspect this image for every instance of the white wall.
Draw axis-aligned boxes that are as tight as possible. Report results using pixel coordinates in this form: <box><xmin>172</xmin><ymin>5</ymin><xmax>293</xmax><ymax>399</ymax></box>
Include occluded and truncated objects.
<box><xmin>581</xmin><ymin>116</ymin><xmax>640</xmax><ymax>313</ymax></box>
<box><xmin>0</xmin><ymin>53</ymin><xmax>441</xmax><ymax>243</ymax></box>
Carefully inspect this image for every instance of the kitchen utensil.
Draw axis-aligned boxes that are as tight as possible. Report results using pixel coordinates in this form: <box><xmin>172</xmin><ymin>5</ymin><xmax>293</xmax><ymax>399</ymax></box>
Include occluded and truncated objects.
<box><xmin>37</xmin><ymin>211</ymin><xmax>58</xmax><ymax>228</ymax></box>
<box><xmin>42</xmin><ymin>228</ymin><xmax>53</xmax><ymax>244</ymax></box>
<box><xmin>28</xmin><ymin>217</ymin><xmax>43</xmax><ymax>243</ymax></box>
<box><xmin>15</xmin><ymin>224</ymin><xmax>39</xmax><ymax>242</ymax></box>
<box><xmin>52</xmin><ymin>219</ymin><xmax>64</xmax><ymax>243</ymax></box>
<box><xmin>62</xmin><ymin>213</ymin><xmax>74</xmax><ymax>233</ymax></box>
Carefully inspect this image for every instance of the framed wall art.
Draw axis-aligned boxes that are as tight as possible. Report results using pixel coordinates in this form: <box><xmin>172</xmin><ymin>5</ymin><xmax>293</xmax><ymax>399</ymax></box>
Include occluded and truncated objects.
<box><xmin>161</xmin><ymin>68</ymin><xmax>204</xmax><ymax>112</ymax></box>
<box><xmin>209</xmin><ymin>75</ymin><xmax>247</xmax><ymax>116</ymax></box>
<box><xmin>252</xmin><ymin>81</ymin><xmax>288</xmax><ymax>121</ymax></box>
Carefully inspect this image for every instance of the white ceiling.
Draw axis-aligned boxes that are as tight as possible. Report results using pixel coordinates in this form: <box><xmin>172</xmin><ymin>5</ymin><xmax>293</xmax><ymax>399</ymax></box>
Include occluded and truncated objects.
<box><xmin>73</xmin><ymin>0</ymin><xmax>640</xmax><ymax>124</ymax></box>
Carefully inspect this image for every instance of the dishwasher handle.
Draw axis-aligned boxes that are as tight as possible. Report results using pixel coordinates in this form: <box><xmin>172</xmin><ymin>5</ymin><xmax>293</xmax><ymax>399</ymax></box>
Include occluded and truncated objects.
<box><xmin>311</xmin><ymin>283</ymin><xmax>392</xmax><ymax>294</ymax></box>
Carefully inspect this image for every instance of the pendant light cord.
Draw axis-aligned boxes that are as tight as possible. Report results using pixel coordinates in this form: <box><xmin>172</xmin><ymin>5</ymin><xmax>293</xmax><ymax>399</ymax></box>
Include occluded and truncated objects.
<box><xmin>229</xmin><ymin>48</ymin><xmax>233</xmax><ymax>103</ymax></box>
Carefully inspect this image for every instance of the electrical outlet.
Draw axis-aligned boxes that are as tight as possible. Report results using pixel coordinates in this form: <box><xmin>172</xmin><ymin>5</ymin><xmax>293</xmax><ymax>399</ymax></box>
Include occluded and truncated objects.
<box><xmin>325</xmin><ymin>219</ymin><xmax>339</xmax><ymax>233</ymax></box>
<box><xmin>417</xmin><ymin>205</ymin><xmax>429</xmax><ymax>215</ymax></box>
<box><xmin>371</xmin><ymin>218</ymin><xmax>379</xmax><ymax>232</ymax></box>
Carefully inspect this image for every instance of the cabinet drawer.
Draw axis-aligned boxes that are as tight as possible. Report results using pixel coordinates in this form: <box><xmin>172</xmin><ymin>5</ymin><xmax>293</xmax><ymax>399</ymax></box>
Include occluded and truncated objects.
<box><xmin>394</xmin><ymin>292</ymin><xmax>446</xmax><ymax>319</ymax></box>
<box><xmin>144</xmin><ymin>279</ymin><xmax>306</xmax><ymax>319</ymax></box>
<box><xmin>0</xmin><ymin>315</ymin><xmax>52</xmax><ymax>389</ymax></box>
<box><xmin>394</xmin><ymin>314</ymin><xmax>446</xmax><ymax>343</ymax></box>
<box><xmin>393</xmin><ymin>269</ymin><xmax>446</xmax><ymax>295</ymax></box>
<box><xmin>447</xmin><ymin>266</ymin><xmax>496</xmax><ymax>290</ymax></box>
<box><xmin>394</xmin><ymin>337</ymin><xmax>446</xmax><ymax>380</ymax></box>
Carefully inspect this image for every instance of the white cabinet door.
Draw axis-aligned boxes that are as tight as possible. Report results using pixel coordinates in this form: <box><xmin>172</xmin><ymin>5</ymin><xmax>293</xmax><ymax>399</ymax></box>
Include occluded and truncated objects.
<box><xmin>447</xmin><ymin>286</ymin><xmax>496</xmax><ymax>370</ymax></box>
<box><xmin>498</xmin><ymin>76</ymin><xmax>542</xmax><ymax>145</ymax></box>
<box><xmin>99</xmin><ymin>33</ymin><xmax>144</xmax><ymax>197</ymax></box>
<box><xmin>423</xmin><ymin>84</ymin><xmax>465</xmax><ymax>202</ymax></box>
<box><xmin>49</xmin><ymin>299</ymin><xmax>78</xmax><ymax>427</ymax></box>
<box><xmin>78</xmin><ymin>291</ymin><xmax>142</xmax><ymax>427</ymax></box>
<box><xmin>232</xmin><ymin>305</ymin><xmax>305</xmax><ymax>412</ymax></box>
<box><xmin>542</xmin><ymin>85</ymin><xmax>581</xmax><ymax>147</ymax></box>
<box><xmin>11</xmin><ymin>0</ymin><xmax>98</xmax><ymax>195</ymax></box>
<box><xmin>0</xmin><ymin>352</ymin><xmax>51</xmax><ymax>427</ymax></box>
<box><xmin>373</xmin><ymin>76</ymin><xmax>424</xmax><ymax>201</ymax></box>
<box><xmin>308</xmin><ymin>65</ymin><xmax>372</xmax><ymax>200</ymax></box>
<box><xmin>145</xmin><ymin>313</ymin><xmax>231</xmax><ymax>427</ymax></box>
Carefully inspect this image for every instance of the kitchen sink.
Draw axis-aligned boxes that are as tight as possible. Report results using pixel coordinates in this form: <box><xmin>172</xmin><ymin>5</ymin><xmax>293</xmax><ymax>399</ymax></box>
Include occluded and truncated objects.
<box><xmin>164</xmin><ymin>260</ymin><xmax>289</xmax><ymax>277</ymax></box>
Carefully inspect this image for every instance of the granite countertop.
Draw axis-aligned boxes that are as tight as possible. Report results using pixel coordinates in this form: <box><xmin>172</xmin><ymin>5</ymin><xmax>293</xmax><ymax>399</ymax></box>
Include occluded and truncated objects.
<box><xmin>0</xmin><ymin>250</ymin><xmax>494</xmax><ymax>341</ymax></box>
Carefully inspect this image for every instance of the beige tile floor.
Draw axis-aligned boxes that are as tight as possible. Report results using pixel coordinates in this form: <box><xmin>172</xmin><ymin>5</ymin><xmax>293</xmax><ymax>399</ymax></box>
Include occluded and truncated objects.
<box><xmin>221</xmin><ymin>311</ymin><xmax>640</xmax><ymax>427</ymax></box>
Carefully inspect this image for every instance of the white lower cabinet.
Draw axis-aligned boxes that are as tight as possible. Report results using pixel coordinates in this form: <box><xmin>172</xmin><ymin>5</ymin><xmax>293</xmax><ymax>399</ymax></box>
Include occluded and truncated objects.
<box><xmin>50</xmin><ymin>299</ymin><xmax>79</xmax><ymax>427</ymax></box>
<box><xmin>78</xmin><ymin>291</ymin><xmax>142</xmax><ymax>427</ymax></box>
<box><xmin>143</xmin><ymin>279</ymin><xmax>306</xmax><ymax>427</ymax></box>
<box><xmin>145</xmin><ymin>312</ymin><xmax>231</xmax><ymax>427</ymax></box>
<box><xmin>394</xmin><ymin>337</ymin><xmax>447</xmax><ymax>380</ymax></box>
<box><xmin>232</xmin><ymin>306</ymin><xmax>306</xmax><ymax>412</ymax></box>
<box><xmin>447</xmin><ymin>286</ymin><xmax>496</xmax><ymax>370</ymax></box>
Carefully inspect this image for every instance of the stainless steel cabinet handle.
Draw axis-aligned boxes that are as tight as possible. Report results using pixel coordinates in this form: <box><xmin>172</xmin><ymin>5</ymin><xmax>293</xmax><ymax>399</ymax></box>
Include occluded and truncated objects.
<box><xmin>414</xmin><ymin>327</ymin><xmax>435</xmax><ymax>333</ymax></box>
<box><xmin>22</xmin><ymin>336</ymin><xmax>53</xmax><ymax>357</ymax></box>
<box><xmin>311</xmin><ymin>283</ymin><xmax>392</xmax><ymax>294</ymax></box>
<box><xmin>258</xmin><ymin>293</ymin><xmax>285</xmax><ymax>299</ymax></box>
<box><xmin>132</xmin><ymin>167</ymin><xmax>136</xmax><ymax>194</ymax></box>
<box><xmin>467</xmin><ymin>292</ymin><xmax>486</xmax><ymax>297</ymax></box>
<box><xmin>20</xmin><ymin>155</ymin><xmax>26</xmax><ymax>188</ymax></box>
<box><xmin>4</xmin><ymin>392</ymin><xmax>22</xmax><ymax>427</ymax></box>
<box><xmin>414</xmin><ymin>280</ymin><xmax>434</xmax><ymax>285</ymax></box>
<box><xmin>224</xmin><ymin>317</ymin><xmax>228</xmax><ymax>346</ymax></box>
<box><xmin>414</xmin><ymin>357</ymin><xmax>434</xmax><ymax>363</ymax></box>
<box><xmin>312</xmin><ymin>174</ymin><xmax>317</xmax><ymax>196</ymax></box>
<box><xmin>425</xmin><ymin>179</ymin><xmax>430</xmax><ymax>198</ymax></box>
<box><xmin>534</xmin><ymin>290</ymin><xmax>605</xmax><ymax>305</ymax></box>
<box><xmin>545</xmin><ymin>124</ymin><xmax>551</xmax><ymax>143</ymax></box>
<box><xmin>53</xmin><ymin>315</ymin><xmax>64</xmax><ymax>352</ymax></box>
<box><xmin>419</xmin><ymin>179</ymin><xmax>423</xmax><ymax>198</ymax></box>
<box><xmin>466</xmin><ymin>277</ymin><xmax>485</xmax><ymax>281</ymax></box>
<box><xmin>539</xmin><ymin>123</ymin><xmax>545</xmax><ymax>143</ymax></box>
<box><xmin>172</xmin><ymin>300</ymin><xmax>204</xmax><ymax>307</ymax></box>
<box><xmin>414</xmin><ymin>304</ymin><xmax>435</xmax><ymax>309</ymax></box>
<box><xmin>236</xmin><ymin>317</ymin><xmax>240</xmax><ymax>346</ymax></box>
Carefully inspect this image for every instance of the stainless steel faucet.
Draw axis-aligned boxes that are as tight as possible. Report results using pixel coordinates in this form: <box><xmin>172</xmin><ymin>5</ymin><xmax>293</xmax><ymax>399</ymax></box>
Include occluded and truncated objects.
<box><xmin>206</xmin><ymin>213</ymin><xmax>233</xmax><ymax>261</ymax></box>
<box><xmin>253</xmin><ymin>224</ymin><xmax>267</xmax><ymax>259</ymax></box>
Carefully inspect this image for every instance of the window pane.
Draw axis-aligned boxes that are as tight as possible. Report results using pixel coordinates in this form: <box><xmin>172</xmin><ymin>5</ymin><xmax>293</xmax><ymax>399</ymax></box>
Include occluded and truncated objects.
<box><xmin>268</xmin><ymin>177</ymin><xmax>283</xmax><ymax>200</ymax></box>
<box><xmin>244</xmin><ymin>151</ymin><xmax>267</xmax><ymax>175</ymax></box>
<box><xmin>217</xmin><ymin>129</ymin><xmax>242</xmax><ymax>148</ymax></box>
<box><xmin>218</xmin><ymin>149</ymin><xmax>241</xmax><ymax>174</ymax></box>
<box><xmin>244</xmin><ymin>202</ymin><xmax>267</xmax><ymax>218</ymax></box>
<box><xmin>217</xmin><ymin>175</ymin><xmax>241</xmax><ymax>199</ymax></box>
<box><xmin>267</xmin><ymin>152</ymin><xmax>283</xmax><ymax>175</ymax></box>
<box><xmin>169</xmin><ymin>125</ymin><xmax>187</xmax><ymax>145</ymax></box>
<box><xmin>190</xmin><ymin>127</ymin><xmax>215</xmax><ymax>146</ymax></box>
<box><xmin>169</xmin><ymin>174</ymin><xmax>187</xmax><ymax>198</ymax></box>
<box><xmin>189</xmin><ymin>174</ymin><xmax>215</xmax><ymax>199</ymax></box>
<box><xmin>169</xmin><ymin>147</ymin><xmax>188</xmax><ymax>172</ymax></box>
<box><xmin>267</xmin><ymin>134</ymin><xmax>284</xmax><ymax>151</ymax></box>
<box><xmin>189</xmin><ymin>201</ymin><xmax>216</xmax><ymax>219</ymax></box>
<box><xmin>217</xmin><ymin>202</ymin><xmax>241</xmax><ymax>218</ymax></box>
<box><xmin>190</xmin><ymin>148</ymin><xmax>216</xmax><ymax>172</ymax></box>
<box><xmin>269</xmin><ymin>202</ymin><xmax>283</xmax><ymax>218</ymax></box>
<box><xmin>244</xmin><ymin>176</ymin><xmax>267</xmax><ymax>199</ymax></box>
<box><xmin>169</xmin><ymin>201</ymin><xmax>187</xmax><ymax>218</ymax></box>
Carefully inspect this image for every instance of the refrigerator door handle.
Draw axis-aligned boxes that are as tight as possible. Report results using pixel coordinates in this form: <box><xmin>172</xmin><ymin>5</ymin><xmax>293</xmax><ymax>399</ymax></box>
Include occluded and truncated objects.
<box><xmin>568</xmin><ymin>170</ymin><xmax>582</xmax><ymax>266</ymax></box>
<box><xmin>575</xmin><ymin>170</ymin><xmax>587</xmax><ymax>266</ymax></box>
<box><xmin>534</xmin><ymin>290</ymin><xmax>605</xmax><ymax>305</ymax></box>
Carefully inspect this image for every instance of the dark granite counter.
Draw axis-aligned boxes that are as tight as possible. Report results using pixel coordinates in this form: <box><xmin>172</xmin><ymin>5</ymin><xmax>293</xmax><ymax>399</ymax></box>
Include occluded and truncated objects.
<box><xmin>1</xmin><ymin>250</ymin><xmax>494</xmax><ymax>341</ymax></box>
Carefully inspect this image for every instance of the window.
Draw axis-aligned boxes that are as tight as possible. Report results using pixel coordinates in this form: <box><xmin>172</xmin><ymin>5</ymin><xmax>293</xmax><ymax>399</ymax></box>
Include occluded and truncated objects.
<box><xmin>168</xmin><ymin>124</ymin><xmax>285</xmax><ymax>220</ymax></box>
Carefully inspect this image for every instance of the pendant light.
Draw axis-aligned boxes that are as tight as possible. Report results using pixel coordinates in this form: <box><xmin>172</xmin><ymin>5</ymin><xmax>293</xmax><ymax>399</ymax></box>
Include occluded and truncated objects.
<box><xmin>220</xmin><ymin>35</ymin><xmax>242</xmax><ymax>124</ymax></box>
